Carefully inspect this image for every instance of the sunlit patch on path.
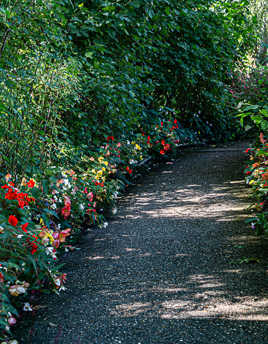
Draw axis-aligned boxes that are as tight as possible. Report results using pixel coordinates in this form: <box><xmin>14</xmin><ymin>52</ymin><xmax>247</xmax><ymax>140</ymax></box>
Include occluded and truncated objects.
<box><xmin>17</xmin><ymin>142</ymin><xmax>268</xmax><ymax>344</ymax></box>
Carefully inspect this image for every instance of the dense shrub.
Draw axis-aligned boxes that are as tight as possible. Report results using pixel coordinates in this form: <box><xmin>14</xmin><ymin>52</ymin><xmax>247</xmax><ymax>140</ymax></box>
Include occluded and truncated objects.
<box><xmin>0</xmin><ymin>0</ymin><xmax>257</xmax><ymax>179</ymax></box>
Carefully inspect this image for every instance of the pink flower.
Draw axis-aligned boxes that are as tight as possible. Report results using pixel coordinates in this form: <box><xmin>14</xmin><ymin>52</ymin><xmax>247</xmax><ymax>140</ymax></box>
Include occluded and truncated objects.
<box><xmin>8</xmin><ymin>317</ymin><xmax>16</xmax><ymax>326</ymax></box>
<box><xmin>87</xmin><ymin>191</ymin><xmax>94</xmax><ymax>202</ymax></box>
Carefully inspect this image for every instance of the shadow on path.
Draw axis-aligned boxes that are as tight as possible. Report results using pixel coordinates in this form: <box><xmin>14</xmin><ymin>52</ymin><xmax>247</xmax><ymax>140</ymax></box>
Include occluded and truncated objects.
<box><xmin>17</xmin><ymin>142</ymin><xmax>268</xmax><ymax>344</ymax></box>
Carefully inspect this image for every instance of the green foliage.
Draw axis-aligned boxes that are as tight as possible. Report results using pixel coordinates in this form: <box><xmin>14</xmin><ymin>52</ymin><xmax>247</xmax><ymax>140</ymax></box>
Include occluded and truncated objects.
<box><xmin>243</xmin><ymin>135</ymin><xmax>268</xmax><ymax>235</ymax></box>
<box><xmin>0</xmin><ymin>0</ymin><xmax>258</xmax><ymax>179</ymax></box>
<box><xmin>0</xmin><ymin>0</ymin><xmax>262</xmax><ymax>340</ymax></box>
<box><xmin>234</xmin><ymin>65</ymin><xmax>268</xmax><ymax>134</ymax></box>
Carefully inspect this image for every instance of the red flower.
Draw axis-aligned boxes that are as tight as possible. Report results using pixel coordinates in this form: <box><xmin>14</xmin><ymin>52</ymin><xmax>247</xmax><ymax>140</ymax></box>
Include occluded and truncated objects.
<box><xmin>161</xmin><ymin>139</ymin><xmax>165</xmax><ymax>145</ymax></box>
<box><xmin>61</xmin><ymin>204</ymin><xmax>71</xmax><ymax>219</ymax></box>
<box><xmin>21</xmin><ymin>223</ymin><xmax>29</xmax><ymax>233</ymax></box>
<box><xmin>106</xmin><ymin>136</ymin><xmax>114</xmax><ymax>142</ymax></box>
<box><xmin>164</xmin><ymin>144</ymin><xmax>171</xmax><ymax>151</ymax></box>
<box><xmin>160</xmin><ymin>150</ymin><xmax>165</xmax><ymax>155</ymax></box>
<box><xmin>31</xmin><ymin>242</ymin><xmax>38</xmax><ymax>255</ymax></box>
<box><xmin>246</xmin><ymin>171</ymin><xmax>251</xmax><ymax>175</ymax></box>
<box><xmin>244</xmin><ymin>148</ymin><xmax>251</xmax><ymax>154</ymax></box>
<box><xmin>27</xmin><ymin>179</ymin><xmax>35</xmax><ymax>188</ymax></box>
<box><xmin>126</xmin><ymin>166</ymin><xmax>133</xmax><ymax>175</ymax></box>
<box><xmin>161</xmin><ymin>121</ymin><xmax>163</xmax><ymax>127</ymax></box>
<box><xmin>5</xmin><ymin>188</ymin><xmax>17</xmax><ymax>200</ymax></box>
<box><xmin>8</xmin><ymin>215</ymin><xmax>18</xmax><ymax>227</ymax></box>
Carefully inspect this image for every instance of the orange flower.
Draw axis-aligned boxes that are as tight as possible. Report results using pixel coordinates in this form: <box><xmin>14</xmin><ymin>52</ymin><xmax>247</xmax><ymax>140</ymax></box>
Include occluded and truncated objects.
<box><xmin>260</xmin><ymin>132</ymin><xmax>266</xmax><ymax>144</ymax></box>
<box><xmin>5</xmin><ymin>173</ymin><xmax>12</xmax><ymax>182</ymax></box>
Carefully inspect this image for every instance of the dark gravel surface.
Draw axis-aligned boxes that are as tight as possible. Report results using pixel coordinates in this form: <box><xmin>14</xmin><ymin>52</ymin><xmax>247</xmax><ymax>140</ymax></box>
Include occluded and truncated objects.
<box><xmin>16</xmin><ymin>142</ymin><xmax>268</xmax><ymax>344</ymax></box>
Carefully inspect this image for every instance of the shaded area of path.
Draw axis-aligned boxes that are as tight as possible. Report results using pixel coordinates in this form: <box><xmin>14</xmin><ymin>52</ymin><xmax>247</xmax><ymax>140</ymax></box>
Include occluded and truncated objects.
<box><xmin>19</xmin><ymin>142</ymin><xmax>268</xmax><ymax>343</ymax></box>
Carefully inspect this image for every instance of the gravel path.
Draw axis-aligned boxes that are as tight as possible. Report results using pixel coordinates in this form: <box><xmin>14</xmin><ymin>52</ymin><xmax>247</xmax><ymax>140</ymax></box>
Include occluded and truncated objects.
<box><xmin>18</xmin><ymin>142</ymin><xmax>268</xmax><ymax>344</ymax></box>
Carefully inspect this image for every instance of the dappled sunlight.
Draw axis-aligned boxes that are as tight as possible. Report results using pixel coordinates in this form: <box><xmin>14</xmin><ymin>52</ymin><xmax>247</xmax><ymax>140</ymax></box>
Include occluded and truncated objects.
<box><xmin>106</xmin><ymin>268</ymin><xmax>268</xmax><ymax>321</ymax></box>
<box><xmin>118</xmin><ymin>174</ymin><xmax>251</xmax><ymax>224</ymax></box>
<box><xmin>28</xmin><ymin>144</ymin><xmax>268</xmax><ymax>342</ymax></box>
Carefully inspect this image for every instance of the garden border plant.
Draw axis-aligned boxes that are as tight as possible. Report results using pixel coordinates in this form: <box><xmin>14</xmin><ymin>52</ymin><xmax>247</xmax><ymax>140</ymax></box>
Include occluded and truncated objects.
<box><xmin>0</xmin><ymin>117</ymin><xmax>200</xmax><ymax>342</ymax></box>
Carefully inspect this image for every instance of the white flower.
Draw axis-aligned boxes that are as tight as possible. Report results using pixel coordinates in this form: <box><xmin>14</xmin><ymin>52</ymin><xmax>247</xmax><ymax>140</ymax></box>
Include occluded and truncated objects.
<box><xmin>51</xmin><ymin>203</ymin><xmax>57</xmax><ymax>210</ymax></box>
<box><xmin>62</xmin><ymin>178</ymin><xmax>71</xmax><ymax>190</ymax></box>
<box><xmin>99</xmin><ymin>222</ymin><xmax>108</xmax><ymax>229</ymax></box>
<box><xmin>17</xmin><ymin>286</ymin><xmax>26</xmax><ymax>294</ymax></box>
<box><xmin>112</xmin><ymin>207</ymin><xmax>118</xmax><ymax>215</ymax></box>
<box><xmin>46</xmin><ymin>247</ymin><xmax>57</xmax><ymax>259</ymax></box>
<box><xmin>129</xmin><ymin>159</ymin><xmax>137</xmax><ymax>165</ymax></box>
<box><xmin>54</xmin><ymin>278</ymin><xmax>61</xmax><ymax>287</ymax></box>
<box><xmin>23</xmin><ymin>303</ymin><xmax>32</xmax><ymax>311</ymax></box>
<box><xmin>79</xmin><ymin>204</ymin><xmax>85</xmax><ymax>211</ymax></box>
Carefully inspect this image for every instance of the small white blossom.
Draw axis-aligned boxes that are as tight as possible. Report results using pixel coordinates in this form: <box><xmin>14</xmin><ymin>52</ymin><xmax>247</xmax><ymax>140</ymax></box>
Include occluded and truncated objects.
<box><xmin>23</xmin><ymin>303</ymin><xmax>32</xmax><ymax>312</ymax></box>
<box><xmin>46</xmin><ymin>247</ymin><xmax>57</xmax><ymax>259</ymax></box>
